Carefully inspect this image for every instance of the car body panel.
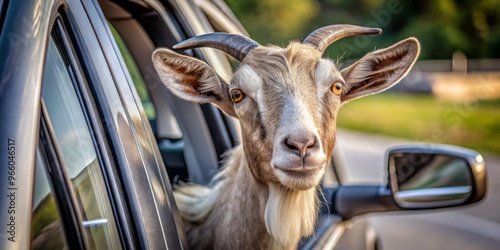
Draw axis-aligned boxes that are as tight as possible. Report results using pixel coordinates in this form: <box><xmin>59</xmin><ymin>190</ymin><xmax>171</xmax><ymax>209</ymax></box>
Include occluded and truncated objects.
<box><xmin>0</xmin><ymin>0</ymin><xmax>56</xmax><ymax>248</ymax></box>
<box><xmin>1</xmin><ymin>0</ymin><xmax>187</xmax><ymax>248</ymax></box>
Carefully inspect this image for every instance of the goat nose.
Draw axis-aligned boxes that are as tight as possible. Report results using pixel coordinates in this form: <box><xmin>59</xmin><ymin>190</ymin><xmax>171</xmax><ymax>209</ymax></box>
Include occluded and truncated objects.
<box><xmin>283</xmin><ymin>134</ymin><xmax>318</xmax><ymax>158</ymax></box>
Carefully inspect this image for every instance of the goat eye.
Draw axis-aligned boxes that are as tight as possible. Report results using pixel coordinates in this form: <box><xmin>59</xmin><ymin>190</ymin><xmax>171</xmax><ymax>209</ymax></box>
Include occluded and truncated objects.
<box><xmin>331</xmin><ymin>82</ymin><xmax>343</xmax><ymax>95</ymax></box>
<box><xmin>231</xmin><ymin>89</ymin><xmax>245</xmax><ymax>103</ymax></box>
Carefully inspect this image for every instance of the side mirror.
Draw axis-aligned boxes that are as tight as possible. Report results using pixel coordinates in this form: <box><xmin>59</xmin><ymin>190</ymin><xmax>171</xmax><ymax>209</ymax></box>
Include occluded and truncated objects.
<box><xmin>387</xmin><ymin>144</ymin><xmax>487</xmax><ymax>209</ymax></box>
<box><xmin>326</xmin><ymin>143</ymin><xmax>487</xmax><ymax>219</ymax></box>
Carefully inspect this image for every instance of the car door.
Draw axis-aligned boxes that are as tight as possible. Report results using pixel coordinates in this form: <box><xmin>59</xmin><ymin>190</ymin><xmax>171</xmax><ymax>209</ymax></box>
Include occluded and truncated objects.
<box><xmin>0</xmin><ymin>0</ymin><xmax>187</xmax><ymax>249</ymax></box>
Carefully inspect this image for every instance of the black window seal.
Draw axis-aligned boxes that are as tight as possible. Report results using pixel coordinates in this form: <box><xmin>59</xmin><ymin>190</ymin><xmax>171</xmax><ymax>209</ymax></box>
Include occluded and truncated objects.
<box><xmin>0</xmin><ymin>0</ymin><xmax>9</xmax><ymax>34</ymax></box>
<box><xmin>39</xmin><ymin>102</ymin><xmax>87</xmax><ymax>250</ymax></box>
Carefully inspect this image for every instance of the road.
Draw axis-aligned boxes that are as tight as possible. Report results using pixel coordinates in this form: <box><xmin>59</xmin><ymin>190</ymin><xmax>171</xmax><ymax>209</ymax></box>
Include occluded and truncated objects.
<box><xmin>335</xmin><ymin>129</ymin><xmax>500</xmax><ymax>250</ymax></box>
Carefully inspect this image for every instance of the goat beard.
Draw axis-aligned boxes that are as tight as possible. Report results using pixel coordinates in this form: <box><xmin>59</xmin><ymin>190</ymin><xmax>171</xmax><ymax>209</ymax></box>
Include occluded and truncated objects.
<box><xmin>264</xmin><ymin>184</ymin><xmax>319</xmax><ymax>248</ymax></box>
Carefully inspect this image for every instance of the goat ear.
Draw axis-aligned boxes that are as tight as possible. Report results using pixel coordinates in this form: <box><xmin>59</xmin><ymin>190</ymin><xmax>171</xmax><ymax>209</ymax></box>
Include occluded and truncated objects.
<box><xmin>340</xmin><ymin>37</ymin><xmax>420</xmax><ymax>103</ymax></box>
<box><xmin>152</xmin><ymin>48</ymin><xmax>236</xmax><ymax>117</ymax></box>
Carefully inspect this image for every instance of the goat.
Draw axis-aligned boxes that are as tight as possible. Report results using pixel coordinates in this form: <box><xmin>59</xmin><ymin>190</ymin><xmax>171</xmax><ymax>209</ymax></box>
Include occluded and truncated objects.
<box><xmin>152</xmin><ymin>24</ymin><xmax>420</xmax><ymax>249</ymax></box>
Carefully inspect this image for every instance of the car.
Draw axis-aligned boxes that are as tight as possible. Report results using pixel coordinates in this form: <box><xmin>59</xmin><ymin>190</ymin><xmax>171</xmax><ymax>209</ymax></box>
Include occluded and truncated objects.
<box><xmin>0</xmin><ymin>0</ymin><xmax>487</xmax><ymax>249</ymax></box>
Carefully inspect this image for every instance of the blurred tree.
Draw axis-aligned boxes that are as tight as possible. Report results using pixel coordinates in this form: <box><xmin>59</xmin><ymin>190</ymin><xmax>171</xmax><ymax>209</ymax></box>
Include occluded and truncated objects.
<box><xmin>228</xmin><ymin>0</ymin><xmax>500</xmax><ymax>60</ymax></box>
<box><xmin>227</xmin><ymin>0</ymin><xmax>319</xmax><ymax>45</ymax></box>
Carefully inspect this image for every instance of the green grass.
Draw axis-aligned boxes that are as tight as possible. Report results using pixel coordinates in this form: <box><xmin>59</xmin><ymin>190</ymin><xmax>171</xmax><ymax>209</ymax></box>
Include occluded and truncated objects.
<box><xmin>337</xmin><ymin>93</ymin><xmax>500</xmax><ymax>154</ymax></box>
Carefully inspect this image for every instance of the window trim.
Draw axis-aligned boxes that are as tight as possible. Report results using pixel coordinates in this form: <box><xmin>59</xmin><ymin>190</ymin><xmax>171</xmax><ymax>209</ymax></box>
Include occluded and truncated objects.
<box><xmin>56</xmin><ymin>10</ymin><xmax>137</xmax><ymax>247</ymax></box>
<box><xmin>33</xmin><ymin>142</ymin><xmax>70</xmax><ymax>248</ymax></box>
<box><xmin>39</xmin><ymin>102</ymin><xmax>87</xmax><ymax>250</ymax></box>
<box><xmin>37</xmin><ymin>14</ymin><xmax>129</xmax><ymax>249</ymax></box>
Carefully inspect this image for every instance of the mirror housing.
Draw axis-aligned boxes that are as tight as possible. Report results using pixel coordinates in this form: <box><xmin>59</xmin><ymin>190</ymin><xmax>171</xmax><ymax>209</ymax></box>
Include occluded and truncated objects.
<box><xmin>387</xmin><ymin>144</ymin><xmax>487</xmax><ymax>209</ymax></box>
<box><xmin>328</xmin><ymin>143</ymin><xmax>487</xmax><ymax>220</ymax></box>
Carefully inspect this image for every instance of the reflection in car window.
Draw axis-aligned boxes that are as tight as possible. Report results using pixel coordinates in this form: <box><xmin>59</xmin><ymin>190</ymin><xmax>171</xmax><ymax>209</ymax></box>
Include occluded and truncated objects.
<box><xmin>108</xmin><ymin>23</ymin><xmax>156</xmax><ymax>120</ymax></box>
<box><xmin>42</xmin><ymin>36</ymin><xmax>121</xmax><ymax>249</ymax></box>
<box><xmin>32</xmin><ymin>147</ymin><xmax>68</xmax><ymax>250</ymax></box>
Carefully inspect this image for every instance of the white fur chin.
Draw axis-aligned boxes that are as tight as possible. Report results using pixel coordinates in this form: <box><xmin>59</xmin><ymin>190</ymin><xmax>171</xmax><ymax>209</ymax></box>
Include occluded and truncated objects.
<box><xmin>275</xmin><ymin>167</ymin><xmax>325</xmax><ymax>190</ymax></box>
<box><xmin>264</xmin><ymin>185</ymin><xmax>319</xmax><ymax>248</ymax></box>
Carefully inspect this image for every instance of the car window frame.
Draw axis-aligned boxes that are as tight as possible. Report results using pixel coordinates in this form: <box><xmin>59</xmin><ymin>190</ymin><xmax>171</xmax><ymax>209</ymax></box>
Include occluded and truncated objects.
<box><xmin>81</xmin><ymin>1</ymin><xmax>188</xmax><ymax>248</ymax></box>
<box><xmin>38</xmin><ymin>108</ymin><xmax>87</xmax><ymax>250</ymax></box>
<box><xmin>32</xmin><ymin>142</ymin><xmax>71</xmax><ymax>249</ymax></box>
<box><xmin>36</xmin><ymin>10</ymin><xmax>130</xmax><ymax>249</ymax></box>
<box><xmin>57</xmin><ymin>4</ymin><xmax>141</xmax><ymax>248</ymax></box>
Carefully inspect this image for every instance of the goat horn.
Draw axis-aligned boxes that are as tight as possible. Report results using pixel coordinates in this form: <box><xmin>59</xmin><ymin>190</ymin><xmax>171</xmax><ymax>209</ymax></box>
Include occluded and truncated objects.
<box><xmin>302</xmin><ymin>25</ymin><xmax>382</xmax><ymax>52</ymax></box>
<box><xmin>173</xmin><ymin>33</ymin><xmax>260</xmax><ymax>61</ymax></box>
